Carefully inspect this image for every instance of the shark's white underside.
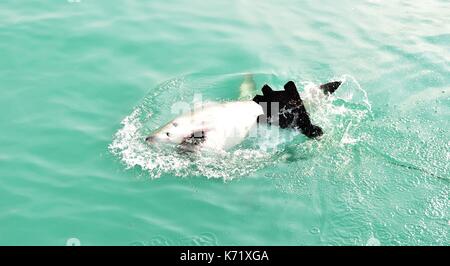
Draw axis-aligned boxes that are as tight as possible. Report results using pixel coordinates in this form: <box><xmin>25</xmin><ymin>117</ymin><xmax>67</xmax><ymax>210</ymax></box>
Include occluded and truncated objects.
<box><xmin>147</xmin><ymin>101</ymin><xmax>264</xmax><ymax>150</ymax></box>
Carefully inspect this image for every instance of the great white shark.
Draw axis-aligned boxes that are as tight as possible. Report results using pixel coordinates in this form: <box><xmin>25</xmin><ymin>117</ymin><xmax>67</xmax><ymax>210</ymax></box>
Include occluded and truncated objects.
<box><xmin>145</xmin><ymin>78</ymin><xmax>342</xmax><ymax>151</ymax></box>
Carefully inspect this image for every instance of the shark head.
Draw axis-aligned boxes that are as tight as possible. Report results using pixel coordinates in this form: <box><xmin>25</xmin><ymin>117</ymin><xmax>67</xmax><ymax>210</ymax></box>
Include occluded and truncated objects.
<box><xmin>145</xmin><ymin>118</ymin><xmax>191</xmax><ymax>145</ymax></box>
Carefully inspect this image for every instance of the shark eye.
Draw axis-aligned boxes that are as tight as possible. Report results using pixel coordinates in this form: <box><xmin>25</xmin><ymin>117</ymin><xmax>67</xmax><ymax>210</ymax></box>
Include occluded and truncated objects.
<box><xmin>166</xmin><ymin>132</ymin><xmax>170</xmax><ymax>137</ymax></box>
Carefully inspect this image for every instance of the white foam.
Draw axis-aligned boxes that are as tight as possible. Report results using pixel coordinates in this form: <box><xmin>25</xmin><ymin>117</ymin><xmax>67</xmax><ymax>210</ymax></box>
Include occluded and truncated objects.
<box><xmin>109</xmin><ymin>74</ymin><xmax>372</xmax><ymax>180</ymax></box>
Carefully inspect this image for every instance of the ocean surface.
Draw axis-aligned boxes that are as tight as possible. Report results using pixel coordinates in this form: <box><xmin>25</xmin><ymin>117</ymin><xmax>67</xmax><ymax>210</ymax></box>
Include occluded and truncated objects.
<box><xmin>0</xmin><ymin>0</ymin><xmax>449</xmax><ymax>246</ymax></box>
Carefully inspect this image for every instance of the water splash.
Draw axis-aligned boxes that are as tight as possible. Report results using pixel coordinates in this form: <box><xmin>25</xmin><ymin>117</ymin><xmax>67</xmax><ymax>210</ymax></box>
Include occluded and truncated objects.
<box><xmin>110</xmin><ymin>73</ymin><xmax>372</xmax><ymax>179</ymax></box>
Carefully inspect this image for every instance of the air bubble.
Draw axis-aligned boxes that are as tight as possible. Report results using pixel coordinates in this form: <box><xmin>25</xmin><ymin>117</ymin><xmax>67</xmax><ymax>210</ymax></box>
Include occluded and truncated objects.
<box><xmin>366</xmin><ymin>236</ymin><xmax>381</xmax><ymax>246</ymax></box>
<box><xmin>66</xmin><ymin>237</ymin><xmax>81</xmax><ymax>246</ymax></box>
<box><xmin>310</xmin><ymin>227</ymin><xmax>321</xmax><ymax>234</ymax></box>
<box><xmin>408</xmin><ymin>208</ymin><xmax>418</xmax><ymax>215</ymax></box>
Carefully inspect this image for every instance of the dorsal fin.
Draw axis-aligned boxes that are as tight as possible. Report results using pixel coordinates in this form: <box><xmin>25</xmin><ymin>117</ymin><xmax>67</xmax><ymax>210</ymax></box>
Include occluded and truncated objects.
<box><xmin>261</xmin><ymin>84</ymin><xmax>273</xmax><ymax>95</ymax></box>
<box><xmin>283</xmin><ymin>81</ymin><xmax>300</xmax><ymax>97</ymax></box>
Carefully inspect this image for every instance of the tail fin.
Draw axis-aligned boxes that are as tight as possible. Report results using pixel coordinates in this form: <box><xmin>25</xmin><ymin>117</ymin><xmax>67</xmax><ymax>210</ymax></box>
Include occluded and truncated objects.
<box><xmin>320</xmin><ymin>81</ymin><xmax>342</xmax><ymax>95</ymax></box>
<box><xmin>253</xmin><ymin>81</ymin><xmax>323</xmax><ymax>139</ymax></box>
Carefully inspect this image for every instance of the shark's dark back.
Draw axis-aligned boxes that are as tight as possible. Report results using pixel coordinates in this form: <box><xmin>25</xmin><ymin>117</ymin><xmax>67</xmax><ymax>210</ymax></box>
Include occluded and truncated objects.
<box><xmin>252</xmin><ymin>81</ymin><xmax>325</xmax><ymax>138</ymax></box>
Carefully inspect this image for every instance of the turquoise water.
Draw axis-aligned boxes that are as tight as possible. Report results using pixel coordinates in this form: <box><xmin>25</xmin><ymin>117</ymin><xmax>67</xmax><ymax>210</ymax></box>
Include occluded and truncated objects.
<box><xmin>0</xmin><ymin>0</ymin><xmax>449</xmax><ymax>246</ymax></box>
